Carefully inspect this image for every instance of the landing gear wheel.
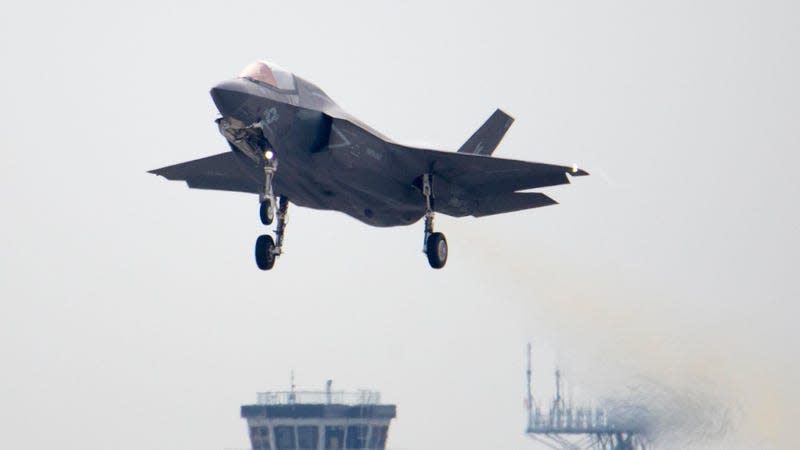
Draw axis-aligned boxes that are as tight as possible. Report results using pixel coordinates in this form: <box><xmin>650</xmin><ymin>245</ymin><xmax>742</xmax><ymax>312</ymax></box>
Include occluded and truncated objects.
<box><xmin>259</xmin><ymin>201</ymin><xmax>274</xmax><ymax>225</ymax></box>
<box><xmin>425</xmin><ymin>232</ymin><xmax>448</xmax><ymax>269</ymax></box>
<box><xmin>255</xmin><ymin>234</ymin><xmax>276</xmax><ymax>270</ymax></box>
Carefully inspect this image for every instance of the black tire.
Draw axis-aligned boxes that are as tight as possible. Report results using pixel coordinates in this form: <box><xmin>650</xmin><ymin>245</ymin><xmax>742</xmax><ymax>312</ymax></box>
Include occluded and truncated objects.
<box><xmin>255</xmin><ymin>234</ymin><xmax>276</xmax><ymax>270</ymax></box>
<box><xmin>425</xmin><ymin>232</ymin><xmax>448</xmax><ymax>269</ymax></box>
<box><xmin>260</xmin><ymin>201</ymin><xmax>274</xmax><ymax>225</ymax></box>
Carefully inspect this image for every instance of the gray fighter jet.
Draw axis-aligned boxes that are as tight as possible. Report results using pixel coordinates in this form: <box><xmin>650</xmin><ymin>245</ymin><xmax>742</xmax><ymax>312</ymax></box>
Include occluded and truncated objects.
<box><xmin>150</xmin><ymin>61</ymin><xmax>588</xmax><ymax>270</ymax></box>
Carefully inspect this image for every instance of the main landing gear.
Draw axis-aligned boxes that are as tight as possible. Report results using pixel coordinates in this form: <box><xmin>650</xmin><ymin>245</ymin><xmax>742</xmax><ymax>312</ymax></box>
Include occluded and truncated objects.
<box><xmin>255</xmin><ymin>151</ymin><xmax>288</xmax><ymax>271</ymax></box>
<box><xmin>253</xmin><ymin>161</ymin><xmax>446</xmax><ymax>270</ymax></box>
<box><xmin>422</xmin><ymin>174</ymin><xmax>448</xmax><ymax>269</ymax></box>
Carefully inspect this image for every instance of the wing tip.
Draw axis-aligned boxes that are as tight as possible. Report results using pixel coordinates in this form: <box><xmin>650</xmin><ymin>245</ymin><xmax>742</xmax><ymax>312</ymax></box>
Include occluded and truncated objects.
<box><xmin>568</xmin><ymin>167</ymin><xmax>590</xmax><ymax>176</ymax></box>
<box><xmin>148</xmin><ymin>168</ymin><xmax>170</xmax><ymax>179</ymax></box>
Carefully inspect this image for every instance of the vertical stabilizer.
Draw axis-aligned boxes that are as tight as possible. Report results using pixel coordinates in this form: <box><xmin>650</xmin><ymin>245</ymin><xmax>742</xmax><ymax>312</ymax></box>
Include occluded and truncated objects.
<box><xmin>457</xmin><ymin>109</ymin><xmax>514</xmax><ymax>156</ymax></box>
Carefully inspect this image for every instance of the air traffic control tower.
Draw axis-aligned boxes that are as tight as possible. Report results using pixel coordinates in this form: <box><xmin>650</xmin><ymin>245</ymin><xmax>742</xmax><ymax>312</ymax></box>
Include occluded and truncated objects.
<box><xmin>241</xmin><ymin>383</ymin><xmax>396</xmax><ymax>450</ymax></box>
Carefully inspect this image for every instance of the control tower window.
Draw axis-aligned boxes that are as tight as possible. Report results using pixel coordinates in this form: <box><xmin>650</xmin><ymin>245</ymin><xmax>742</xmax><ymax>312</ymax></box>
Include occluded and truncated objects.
<box><xmin>346</xmin><ymin>425</ymin><xmax>368</xmax><ymax>449</ymax></box>
<box><xmin>298</xmin><ymin>425</ymin><xmax>319</xmax><ymax>450</ymax></box>
<box><xmin>275</xmin><ymin>426</ymin><xmax>296</xmax><ymax>450</ymax></box>
<box><xmin>368</xmin><ymin>426</ymin><xmax>388</xmax><ymax>450</ymax></box>
<box><xmin>251</xmin><ymin>426</ymin><xmax>271</xmax><ymax>450</ymax></box>
<box><xmin>325</xmin><ymin>426</ymin><xmax>344</xmax><ymax>450</ymax></box>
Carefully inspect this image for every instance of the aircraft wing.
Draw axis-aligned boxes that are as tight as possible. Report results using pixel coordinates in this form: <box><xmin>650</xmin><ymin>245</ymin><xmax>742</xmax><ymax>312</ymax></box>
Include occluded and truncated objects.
<box><xmin>394</xmin><ymin>145</ymin><xmax>587</xmax><ymax>217</ymax></box>
<box><xmin>148</xmin><ymin>151</ymin><xmax>261</xmax><ymax>193</ymax></box>
<box><xmin>328</xmin><ymin>118</ymin><xmax>587</xmax><ymax>218</ymax></box>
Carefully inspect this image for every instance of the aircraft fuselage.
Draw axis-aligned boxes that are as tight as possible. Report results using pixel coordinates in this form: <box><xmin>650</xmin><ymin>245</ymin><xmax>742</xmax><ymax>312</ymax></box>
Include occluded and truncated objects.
<box><xmin>210</xmin><ymin>77</ymin><xmax>425</xmax><ymax>227</ymax></box>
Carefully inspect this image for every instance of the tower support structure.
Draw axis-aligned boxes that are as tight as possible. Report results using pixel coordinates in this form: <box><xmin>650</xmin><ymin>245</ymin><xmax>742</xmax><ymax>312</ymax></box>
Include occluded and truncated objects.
<box><xmin>524</xmin><ymin>345</ymin><xmax>648</xmax><ymax>450</ymax></box>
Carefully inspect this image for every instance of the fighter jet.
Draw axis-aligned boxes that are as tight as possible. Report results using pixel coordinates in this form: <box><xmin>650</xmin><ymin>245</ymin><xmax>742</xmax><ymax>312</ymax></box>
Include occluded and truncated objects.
<box><xmin>150</xmin><ymin>61</ymin><xmax>588</xmax><ymax>270</ymax></box>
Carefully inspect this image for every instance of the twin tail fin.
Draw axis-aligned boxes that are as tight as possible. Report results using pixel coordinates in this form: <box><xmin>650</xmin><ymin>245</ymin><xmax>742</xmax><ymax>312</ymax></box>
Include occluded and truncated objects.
<box><xmin>457</xmin><ymin>108</ymin><xmax>514</xmax><ymax>156</ymax></box>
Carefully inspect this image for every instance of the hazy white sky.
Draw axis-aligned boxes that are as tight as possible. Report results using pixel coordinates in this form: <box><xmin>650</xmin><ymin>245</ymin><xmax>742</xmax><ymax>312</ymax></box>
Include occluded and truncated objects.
<box><xmin>1</xmin><ymin>1</ymin><xmax>798</xmax><ymax>450</ymax></box>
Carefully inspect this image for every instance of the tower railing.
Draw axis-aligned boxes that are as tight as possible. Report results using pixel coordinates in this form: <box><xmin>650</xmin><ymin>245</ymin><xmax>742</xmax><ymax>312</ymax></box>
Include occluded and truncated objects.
<box><xmin>256</xmin><ymin>390</ymin><xmax>382</xmax><ymax>405</ymax></box>
<box><xmin>528</xmin><ymin>406</ymin><xmax>613</xmax><ymax>433</ymax></box>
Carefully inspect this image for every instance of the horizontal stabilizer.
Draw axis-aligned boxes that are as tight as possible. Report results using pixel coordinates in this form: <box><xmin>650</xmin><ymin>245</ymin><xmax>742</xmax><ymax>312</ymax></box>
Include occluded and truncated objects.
<box><xmin>457</xmin><ymin>109</ymin><xmax>514</xmax><ymax>156</ymax></box>
<box><xmin>472</xmin><ymin>192</ymin><xmax>558</xmax><ymax>217</ymax></box>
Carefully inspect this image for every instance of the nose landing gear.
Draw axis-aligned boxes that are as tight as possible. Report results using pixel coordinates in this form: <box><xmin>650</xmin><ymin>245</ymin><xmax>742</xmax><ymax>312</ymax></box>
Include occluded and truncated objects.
<box><xmin>259</xmin><ymin>150</ymin><xmax>277</xmax><ymax>225</ymax></box>
<box><xmin>255</xmin><ymin>151</ymin><xmax>289</xmax><ymax>271</ymax></box>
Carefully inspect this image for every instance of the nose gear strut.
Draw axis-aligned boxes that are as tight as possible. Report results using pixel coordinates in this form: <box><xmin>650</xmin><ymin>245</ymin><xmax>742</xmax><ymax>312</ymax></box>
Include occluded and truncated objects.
<box><xmin>255</xmin><ymin>151</ymin><xmax>290</xmax><ymax>271</ymax></box>
<box><xmin>259</xmin><ymin>152</ymin><xmax>278</xmax><ymax>225</ymax></box>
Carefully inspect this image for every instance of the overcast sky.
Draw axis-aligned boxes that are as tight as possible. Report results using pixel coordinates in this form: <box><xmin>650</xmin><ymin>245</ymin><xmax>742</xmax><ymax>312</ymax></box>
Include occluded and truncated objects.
<box><xmin>1</xmin><ymin>1</ymin><xmax>798</xmax><ymax>450</ymax></box>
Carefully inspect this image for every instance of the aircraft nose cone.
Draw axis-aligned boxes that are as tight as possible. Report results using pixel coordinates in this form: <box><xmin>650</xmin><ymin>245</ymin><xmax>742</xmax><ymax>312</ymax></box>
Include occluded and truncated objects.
<box><xmin>210</xmin><ymin>79</ymin><xmax>253</xmax><ymax>119</ymax></box>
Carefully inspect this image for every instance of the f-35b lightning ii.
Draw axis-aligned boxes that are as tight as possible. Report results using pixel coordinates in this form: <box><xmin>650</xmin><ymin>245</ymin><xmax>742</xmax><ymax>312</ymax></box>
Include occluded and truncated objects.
<box><xmin>150</xmin><ymin>61</ymin><xmax>588</xmax><ymax>270</ymax></box>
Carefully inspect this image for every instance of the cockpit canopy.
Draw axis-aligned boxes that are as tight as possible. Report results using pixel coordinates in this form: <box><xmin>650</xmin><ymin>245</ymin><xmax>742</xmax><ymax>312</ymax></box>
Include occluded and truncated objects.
<box><xmin>239</xmin><ymin>61</ymin><xmax>296</xmax><ymax>91</ymax></box>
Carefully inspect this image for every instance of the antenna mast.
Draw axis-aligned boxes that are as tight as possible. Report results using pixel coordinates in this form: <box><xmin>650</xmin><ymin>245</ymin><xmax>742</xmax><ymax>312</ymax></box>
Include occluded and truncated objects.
<box><xmin>289</xmin><ymin>370</ymin><xmax>296</xmax><ymax>404</ymax></box>
<box><xmin>526</xmin><ymin>342</ymin><xmax>534</xmax><ymax>425</ymax></box>
<box><xmin>554</xmin><ymin>367</ymin><xmax>563</xmax><ymax>410</ymax></box>
<box><xmin>326</xmin><ymin>379</ymin><xmax>332</xmax><ymax>405</ymax></box>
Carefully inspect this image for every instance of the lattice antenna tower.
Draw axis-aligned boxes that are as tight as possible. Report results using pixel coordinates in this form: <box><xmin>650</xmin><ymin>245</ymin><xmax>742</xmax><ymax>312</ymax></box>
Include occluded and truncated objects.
<box><xmin>524</xmin><ymin>343</ymin><xmax>649</xmax><ymax>450</ymax></box>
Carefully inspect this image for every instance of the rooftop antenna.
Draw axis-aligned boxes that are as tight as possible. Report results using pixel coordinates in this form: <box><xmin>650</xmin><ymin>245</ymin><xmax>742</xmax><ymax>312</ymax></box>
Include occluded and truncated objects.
<box><xmin>289</xmin><ymin>369</ymin><xmax>296</xmax><ymax>404</ymax></box>
<box><xmin>326</xmin><ymin>379</ymin><xmax>333</xmax><ymax>405</ymax></box>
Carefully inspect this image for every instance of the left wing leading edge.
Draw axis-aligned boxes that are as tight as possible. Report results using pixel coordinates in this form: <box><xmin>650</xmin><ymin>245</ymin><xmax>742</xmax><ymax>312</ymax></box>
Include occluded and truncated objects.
<box><xmin>149</xmin><ymin>151</ymin><xmax>261</xmax><ymax>193</ymax></box>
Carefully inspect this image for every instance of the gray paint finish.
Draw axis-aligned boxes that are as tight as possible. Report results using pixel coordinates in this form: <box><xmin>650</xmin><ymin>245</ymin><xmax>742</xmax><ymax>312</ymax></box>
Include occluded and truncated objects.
<box><xmin>150</xmin><ymin>62</ymin><xmax>587</xmax><ymax>228</ymax></box>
